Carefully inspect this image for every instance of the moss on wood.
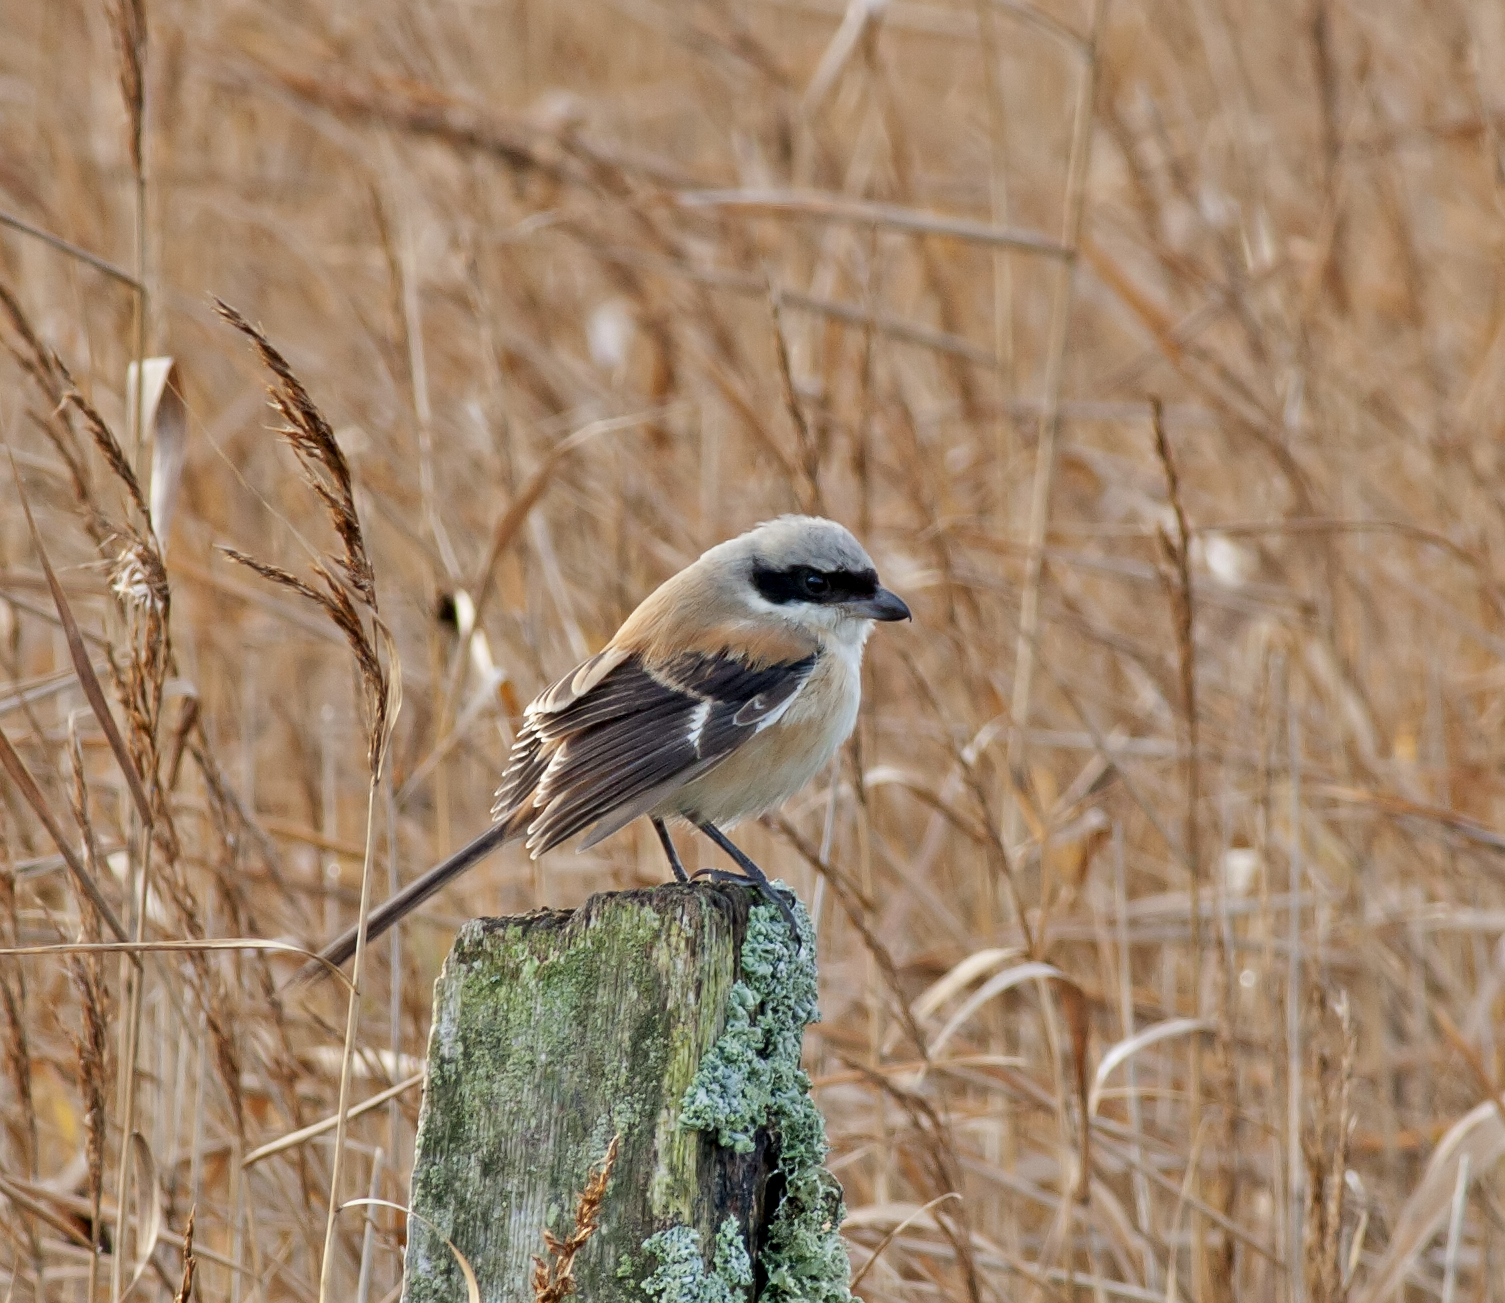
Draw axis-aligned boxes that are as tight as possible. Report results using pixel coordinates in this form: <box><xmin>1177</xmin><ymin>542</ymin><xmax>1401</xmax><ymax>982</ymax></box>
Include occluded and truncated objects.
<box><xmin>400</xmin><ymin>883</ymin><xmax>852</xmax><ymax>1303</ymax></box>
<box><xmin>401</xmin><ymin>884</ymin><xmax>769</xmax><ymax>1303</ymax></box>
<box><xmin>673</xmin><ymin>896</ymin><xmax>852</xmax><ymax>1303</ymax></box>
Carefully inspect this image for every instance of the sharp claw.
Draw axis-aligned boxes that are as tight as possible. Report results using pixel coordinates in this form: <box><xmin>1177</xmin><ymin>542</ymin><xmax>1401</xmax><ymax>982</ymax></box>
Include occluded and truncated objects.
<box><xmin>684</xmin><ymin>870</ymin><xmax>803</xmax><ymax>946</ymax></box>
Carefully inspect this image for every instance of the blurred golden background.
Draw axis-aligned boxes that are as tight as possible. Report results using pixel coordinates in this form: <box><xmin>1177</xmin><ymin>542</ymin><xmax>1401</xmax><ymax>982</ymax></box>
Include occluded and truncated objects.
<box><xmin>4</xmin><ymin>0</ymin><xmax>1505</xmax><ymax>1298</ymax></box>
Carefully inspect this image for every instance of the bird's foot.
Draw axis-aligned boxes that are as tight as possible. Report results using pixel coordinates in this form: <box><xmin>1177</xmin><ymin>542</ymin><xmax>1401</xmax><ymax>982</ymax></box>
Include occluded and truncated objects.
<box><xmin>689</xmin><ymin>867</ymin><xmax>802</xmax><ymax>943</ymax></box>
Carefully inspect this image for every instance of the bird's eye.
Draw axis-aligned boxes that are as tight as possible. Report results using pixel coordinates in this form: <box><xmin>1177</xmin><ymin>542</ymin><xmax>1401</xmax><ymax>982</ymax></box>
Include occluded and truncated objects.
<box><xmin>801</xmin><ymin>570</ymin><xmax>830</xmax><ymax>596</ymax></box>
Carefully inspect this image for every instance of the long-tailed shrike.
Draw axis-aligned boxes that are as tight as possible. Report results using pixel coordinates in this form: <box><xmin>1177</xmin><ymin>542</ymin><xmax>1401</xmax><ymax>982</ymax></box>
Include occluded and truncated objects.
<box><xmin>313</xmin><ymin>515</ymin><xmax>909</xmax><ymax>968</ymax></box>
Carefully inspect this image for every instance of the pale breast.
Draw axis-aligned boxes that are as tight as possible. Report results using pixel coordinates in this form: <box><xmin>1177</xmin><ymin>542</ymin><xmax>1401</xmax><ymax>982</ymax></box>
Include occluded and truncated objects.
<box><xmin>658</xmin><ymin>644</ymin><xmax>861</xmax><ymax>827</ymax></box>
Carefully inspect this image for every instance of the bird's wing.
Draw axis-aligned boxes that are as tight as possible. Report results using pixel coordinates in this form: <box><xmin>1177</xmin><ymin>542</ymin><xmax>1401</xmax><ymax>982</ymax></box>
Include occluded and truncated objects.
<box><xmin>491</xmin><ymin>647</ymin><xmax>817</xmax><ymax>855</ymax></box>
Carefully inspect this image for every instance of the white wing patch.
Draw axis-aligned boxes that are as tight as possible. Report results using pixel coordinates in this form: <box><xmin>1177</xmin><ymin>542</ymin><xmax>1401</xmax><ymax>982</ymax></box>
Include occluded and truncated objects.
<box><xmin>686</xmin><ymin>700</ymin><xmax>712</xmax><ymax>752</ymax></box>
<box><xmin>733</xmin><ymin>678</ymin><xmax>807</xmax><ymax>730</ymax></box>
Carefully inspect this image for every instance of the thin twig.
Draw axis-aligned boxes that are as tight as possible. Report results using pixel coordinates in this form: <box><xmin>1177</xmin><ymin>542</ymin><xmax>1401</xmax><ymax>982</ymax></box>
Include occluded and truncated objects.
<box><xmin>0</xmin><ymin>210</ymin><xmax>144</xmax><ymax>290</ymax></box>
<box><xmin>673</xmin><ymin>189</ymin><xmax>1071</xmax><ymax>257</ymax></box>
<box><xmin>0</xmin><ymin>724</ymin><xmax>128</xmax><ymax>943</ymax></box>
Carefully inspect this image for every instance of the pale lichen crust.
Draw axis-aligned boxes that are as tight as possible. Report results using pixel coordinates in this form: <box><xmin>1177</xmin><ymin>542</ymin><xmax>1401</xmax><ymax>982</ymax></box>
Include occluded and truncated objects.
<box><xmin>645</xmin><ymin>893</ymin><xmax>853</xmax><ymax>1303</ymax></box>
<box><xmin>639</xmin><ymin>1219</ymin><xmax>754</xmax><ymax>1303</ymax></box>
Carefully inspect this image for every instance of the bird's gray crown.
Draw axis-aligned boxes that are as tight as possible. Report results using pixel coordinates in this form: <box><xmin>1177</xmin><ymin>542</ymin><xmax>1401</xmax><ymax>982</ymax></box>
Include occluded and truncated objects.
<box><xmin>710</xmin><ymin>514</ymin><xmax>874</xmax><ymax>574</ymax></box>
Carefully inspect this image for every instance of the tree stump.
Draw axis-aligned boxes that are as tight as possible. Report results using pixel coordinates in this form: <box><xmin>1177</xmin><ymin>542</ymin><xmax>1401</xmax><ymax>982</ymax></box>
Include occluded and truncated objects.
<box><xmin>399</xmin><ymin>882</ymin><xmax>850</xmax><ymax>1303</ymax></box>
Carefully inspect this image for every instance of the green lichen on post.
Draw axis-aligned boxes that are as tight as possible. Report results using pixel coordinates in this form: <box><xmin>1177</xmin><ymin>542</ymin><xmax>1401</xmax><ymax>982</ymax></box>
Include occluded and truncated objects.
<box><xmin>399</xmin><ymin>883</ymin><xmax>847</xmax><ymax>1303</ymax></box>
<box><xmin>401</xmin><ymin>887</ymin><xmax>753</xmax><ymax>1303</ymax></box>
<box><xmin>639</xmin><ymin>1219</ymin><xmax>754</xmax><ymax>1303</ymax></box>
<box><xmin>671</xmin><ymin>895</ymin><xmax>853</xmax><ymax>1303</ymax></box>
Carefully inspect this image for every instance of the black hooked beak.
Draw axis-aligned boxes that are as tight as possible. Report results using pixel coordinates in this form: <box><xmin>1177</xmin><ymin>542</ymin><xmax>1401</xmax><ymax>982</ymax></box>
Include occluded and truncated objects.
<box><xmin>852</xmin><ymin>586</ymin><xmax>912</xmax><ymax>622</ymax></box>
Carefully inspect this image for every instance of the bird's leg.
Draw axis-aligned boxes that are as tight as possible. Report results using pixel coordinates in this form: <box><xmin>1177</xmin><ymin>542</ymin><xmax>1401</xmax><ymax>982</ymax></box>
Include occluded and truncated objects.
<box><xmin>652</xmin><ymin>817</ymin><xmax>690</xmax><ymax>884</ymax></box>
<box><xmin>693</xmin><ymin>819</ymin><xmax>802</xmax><ymax>941</ymax></box>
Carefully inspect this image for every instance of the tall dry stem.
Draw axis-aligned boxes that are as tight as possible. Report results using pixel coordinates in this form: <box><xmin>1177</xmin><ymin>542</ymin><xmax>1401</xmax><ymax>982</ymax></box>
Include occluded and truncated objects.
<box><xmin>215</xmin><ymin>301</ymin><xmax>399</xmax><ymax>1303</ymax></box>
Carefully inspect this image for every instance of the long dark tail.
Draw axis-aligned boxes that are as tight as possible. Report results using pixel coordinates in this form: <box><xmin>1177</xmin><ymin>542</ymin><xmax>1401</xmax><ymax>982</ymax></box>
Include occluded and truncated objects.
<box><xmin>298</xmin><ymin>820</ymin><xmax>514</xmax><ymax>981</ymax></box>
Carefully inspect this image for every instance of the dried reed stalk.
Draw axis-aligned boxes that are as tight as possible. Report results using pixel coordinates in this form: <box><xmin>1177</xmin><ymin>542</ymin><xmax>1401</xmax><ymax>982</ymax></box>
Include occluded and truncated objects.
<box><xmin>214</xmin><ymin>300</ymin><xmax>399</xmax><ymax>1303</ymax></box>
<box><xmin>106</xmin><ymin>0</ymin><xmax>150</xmax><ymax>480</ymax></box>
<box><xmin>64</xmin><ymin>725</ymin><xmax>113</xmax><ymax>1303</ymax></box>
<box><xmin>767</xmin><ymin>276</ymin><xmax>826</xmax><ymax>516</ymax></box>
<box><xmin>30</xmin><ymin>348</ymin><xmax>180</xmax><ymax>1303</ymax></box>
<box><xmin>1006</xmin><ymin>0</ymin><xmax>1107</xmax><ymax>788</ymax></box>
<box><xmin>1152</xmin><ymin>396</ymin><xmax>1208</xmax><ymax>1289</ymax></box>
<box><xmin>172</xmin><ymin>1207</ymin><xmax>197</xmax><ymax>1303</ymax></box>
<box><xmin>0</xmin><ymin>798</ymin><xmax>47</xmax><ymax>1297</ymax></box>
<box><xmin>1302</xmin><ymin>990</ymin><xmax>1355</xmax><ymax>1303</ymax></box>
<box><xmin>529</xmin><ymin>1136</ymin><xmax>619</xmax><ymax>1303</ymax></box>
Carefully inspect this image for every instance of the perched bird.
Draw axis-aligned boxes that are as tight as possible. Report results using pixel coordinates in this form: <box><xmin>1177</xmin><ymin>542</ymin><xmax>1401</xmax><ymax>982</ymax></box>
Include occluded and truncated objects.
<box><xmin>312</xmin><ymin>515</ymin><xmax>909</xmax><ymax>970</ymax></box>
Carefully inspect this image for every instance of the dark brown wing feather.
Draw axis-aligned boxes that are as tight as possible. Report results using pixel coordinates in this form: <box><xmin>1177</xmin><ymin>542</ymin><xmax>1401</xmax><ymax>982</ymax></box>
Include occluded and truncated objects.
<box><xmin>492</xmin><ymin>649</ymin><xmax>816</xmax><ymax>854</ymax></box>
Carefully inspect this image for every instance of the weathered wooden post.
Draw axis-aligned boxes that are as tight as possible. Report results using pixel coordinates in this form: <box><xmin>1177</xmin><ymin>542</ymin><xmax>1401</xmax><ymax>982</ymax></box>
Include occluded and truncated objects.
<box><xmin>399</xmin><ymin>882</ymin><xmax>852</xmax><ymax>1302</ymax></box>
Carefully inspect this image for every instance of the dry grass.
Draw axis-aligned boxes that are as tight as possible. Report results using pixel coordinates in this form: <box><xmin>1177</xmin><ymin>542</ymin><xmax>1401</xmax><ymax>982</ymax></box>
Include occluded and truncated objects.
<box><xmin>530</xmin><ymin>1134</ymin><xmax>619</xmax><ymax>1303</ymax></box>
<box><xmin>3</xmin><ymin>0</ymin><xmax>1505</xmax><ymax>1300</ymax></box>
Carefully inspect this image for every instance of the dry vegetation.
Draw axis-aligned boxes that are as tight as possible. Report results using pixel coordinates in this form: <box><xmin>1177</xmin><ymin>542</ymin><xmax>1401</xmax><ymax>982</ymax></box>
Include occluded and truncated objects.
<box><xmin>3</xmin><ymin>0</ymin><xmax>1505</xmax><ymax>1299</ymax></box>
